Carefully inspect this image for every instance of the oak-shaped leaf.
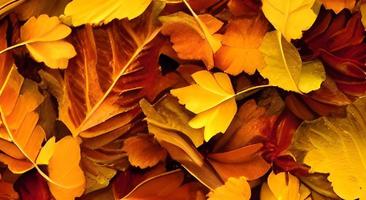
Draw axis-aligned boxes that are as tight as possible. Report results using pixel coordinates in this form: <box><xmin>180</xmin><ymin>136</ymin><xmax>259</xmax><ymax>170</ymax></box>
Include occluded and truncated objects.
<box><xmin>59</xmin><ymin>2</ymin><xmax>163</xmax><ymax>138</ymax></box>
<box><xmin>20</xmin><ymin>14</ymin><xmax>76</xmax><ymax>69</ymax></box>
<box><xmin>214</xmin><ymin>14</ymin><xmax>268</xmax><ymax>75</ymax></box>
<box><xmin>291</xmin><ymin>97</ymin><xmax>366</xmax><ymax>199</ymax></box>
<box><xmin>262</xmin><ymin>0</ymin><xmax>317</xmax><ymax>41</ymax></box>
<box><xmin>259</xmin><ymin>31</ymin><xmax>326</xmax><ymax>93</ymax></box>
<box><xmin>63</xmin><ymin>0</ymin><xmax>154</xmax><ymax>26</ymax></box>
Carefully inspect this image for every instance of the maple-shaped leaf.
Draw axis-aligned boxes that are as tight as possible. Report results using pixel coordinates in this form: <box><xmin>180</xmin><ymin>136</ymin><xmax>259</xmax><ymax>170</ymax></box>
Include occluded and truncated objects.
<box><xmin>160</xmin><ymin>12</ymin><xmax>223</xmax><ymax>69</ymax></box>
<box><xmin>47</xmin><ymin>136</ymin><xmax>85</xmax><ymax>200</ymax></box>
<box><xmin>291</xmin><ymin>97</ymin><xmax>366</xmax><ymax>200</ymax></box>
<box><xmin>122</xmin><ymin>134</ymin><xmax>167</xmax><ymax>169</ymax></box>
<box><xmin>214</xmin><ymin>14</ymin><xmax>268</xmax><ymax>75</ymax></box>
<box><xmin>63</xmin><ymin>0</ymin><xmax>153</xmax><ymax>26</ymax></box>
<box><xmin>58</xmin><ymin>2</ymin><xmax>162</xmax><ymax>138</ymax></box>
<box><xmin>260</xmin><ymin>171</ymin><xmax>311</xmax><ymax>200</ymax></box>
<box><xmin>171</xmin><ymin>70</ymin><xmax>237</xmax><ymax>141</ymax></box>
<box><xmin>259</xmin><ymin>31</ymin><xmax>326</xmax><ymax>93</ymax></box>
<box><xmin>262</xmin><ymin>0</ymin><xmax>317</xmax><ymax>41</ymax></box>
<box><xmin>20</xmin><ymin>14</ymin><xmax>76</xmax><ymax>69</ymax></box>
<box><xmin>208</xmin><ymin>177</ymin><xmax>251</xmax><ymax>200</ymax></box>
<box><xmin>319</xmin><ymin>0</ymin><xmax>356</xmax><ymax>14</ymax></box>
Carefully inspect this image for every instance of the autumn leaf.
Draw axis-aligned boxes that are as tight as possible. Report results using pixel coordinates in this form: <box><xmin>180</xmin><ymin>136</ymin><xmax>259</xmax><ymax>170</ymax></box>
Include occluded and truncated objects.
<box><xmin>214</xmin><ymin>15</ymin><xmax>268</xmax><ymax>75</ymax></box>
<box><xmin>47</xmin><ymin>136</ymin><xmax>85</xmax><ymax>200</ymax></box>
<box><xmin>207</xmin><ymin>177</ymin><xmax>251</xmax><ymax>200</ymax></box>
<box><xmin>58</xmin><ymin>2</ymin><xmax>163</xmax><ymax>138</ymax></box>
<box><xmin>291</xmin><ymin>97</ymin><xmax>366</xmax><ymax>200</ymax></box>
<box><xmin>319</xmin><ymin>0</ymin><xmax>355</xmax><ymax>14</ymax></box>
<box><xmin>160</xmin><ymin>12</ymin><xmax>223</xmax><ymax>69</ymax></box>
<box><xmin>63</xmin><ymin>0</ymin><xmax>153</xmax><ymax>26</ymax></box>
<box><xmin>19</xmin><ymin>14</ymin><xmax>76</xmax><ymax>69</ymax></box>
<box><xmin>259</xmin><ymin>31</ymin><xmax>326</xmax><ymax>93</ymax></box>
<box><xmin>262</xmin><ymin>0</ymin><xmax>317</xmax><ymax>41</ymax></box>
<box><xmin>171</xmin><ymin>70</ymin><xmax>237</xmax><ymax>141</ymax></box>
<box><xmin>15</xmin><ymin>0</ymin><xmax>70</xmax><ymax>20</ymax></box>
<box><xmin>260</xmin><ymin>171</ymin><xmax>311</xmax><ymax>200</ymax></box>
<box><xmin>122</xmin><ymin>134</ymin><xmax>167</xmax><ymax>169</ymax></box>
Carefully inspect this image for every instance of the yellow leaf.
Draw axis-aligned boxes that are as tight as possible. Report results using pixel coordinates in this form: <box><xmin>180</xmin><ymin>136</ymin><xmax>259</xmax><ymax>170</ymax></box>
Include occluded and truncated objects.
<box><xmin>48</xmin><ymin>136</ymin><xmax>85</xmax><ymax>200</ymax></box>
<box><xmin>215</xmin><ymin>15</ymin><xmax>268</xmax><ymax>75</ymax></box>
<box><xmin>63</xmin><ymin>0</ymin><xmax>153</xmax><ymax>26</ymax></box>
<box><xmin>319</xmin><ymin>0</ymin><xmax>355</xmax><ymax>14</ymax></box>
<box><xmin>291</xmin><ymin>97</ymin><xmax>366</xmax><ymax>200</ymax></box>
<box><xmin>20</xmin><ymin>14</ymin><xmax>76</xmax><ymax>69</ymax></box>
<box><xmin>208</xmin><ymin>177</ymin><xmax>251</xmax><ymax>200</ymax></box>
<box><xmin>260</xmin><ymin>171</ymin><xmax>311</xmax><ymax>200</ymax></box>
<box><xmin>122</xmin><ymin>135</ymin><xmax>167</xmax><ymax>169</ymax></box>
<box><xmin>160</xmin><ymin>12</ymin><xmax>223</xmax><ymax>69</ymax></box>
<box><xmin>36</xmin><ymin>136</ymin><xmax>56</xmax><ymax>165</ymax></box>
<box><xmin>171</xmin><ymin>70</ymin><xmax>237</xmax><ymax>141</ymax></box>
<box><xmin>262</xmin><ymin>0</ymin><xmax>317</xmax><ymax>41</ymax></box>
<box><xmin>15</xmin><ymin>0</ymin><xmax>70</xmax><ymax>20</ymax></box>
<box><xmin>259</xmin><ymin>31</ymin><xmax>325</xmax><ymax>93</ymax></box>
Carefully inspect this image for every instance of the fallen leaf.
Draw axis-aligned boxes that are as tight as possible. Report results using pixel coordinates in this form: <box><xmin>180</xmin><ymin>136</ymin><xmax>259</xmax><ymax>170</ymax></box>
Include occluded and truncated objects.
<box><xmin>214</xmin><ymin>15</ymin><xmax>268</xmax><ymax>75</ymax></box>
<box><xmin>259</xmin><ymin>31</ymin><xmax>326</xmax><ymax>93</ymax></box>
<box><xmin>20</xmin><ymin>14</ymin><xmax>76</xmax><ymax>69</ymax></box>
<box><xmin>171</xmin><ymin>70</ymin><xmax>237</xmax><ymax>141</ymax></box>
<box><xmin>260</xmin><ymin>171</ymin><xmax>311</xmax><ymax>200</ymax></box>
<box><xmin>160</xmin><ymin>12</ymin><xmax>223</xmax><ymax>68</ymax></box>
<box><xmin>0</xmin><ymin>177</ymin><xmax>19</xmax><ymax>200</ymax></box>
<box><xmin>122</xmin><ymin>134</ymin><xmax>167</xmax><ymax>169</ymax></box>
<box><xmin>48</xmin><ymin>136</ymin><xmax>85</xmax><ymax>200</ymax></box>
<box><xmin>63</xmin><ymin>0</ymin><xmax>153</xmax><ymax>26</ymax></box>
<box><xmin>262</xmin><ymin>0</ymin><xmax>317</xmax><ymax>41</ymax></box>
<box><xmin>291</xmin><ymin>97</ymin><xmax>366</xmax><ymax>200</ymax></box>
<box><xmin>15</xmin><ymin>0</ymin><xmax>71</xmax><ymax>20</ymax></box>
<box><xmin>228</xmin><ymin>0</ymin><xmax>262</xmax><ymax>17</ymax></box>
<box><xmin>207</xmin><ymin>177</ymin><xmax>251</xmax><ymax>200</ymax></box>
<box><xmin>319</xmin><ymin>0</ymin><xmax>355</xmax><ymax>14</ymax></box>
<box><xmin>14</xmin><ymin>170</ymin><xmax>51</xmax><ymax>200</ymax></box>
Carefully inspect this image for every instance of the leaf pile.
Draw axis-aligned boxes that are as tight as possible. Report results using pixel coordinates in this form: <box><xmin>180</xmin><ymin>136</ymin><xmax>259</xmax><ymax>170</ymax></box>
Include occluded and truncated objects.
<box><xmin>0</xmin><ymin>0</ymin><xmax>365</xmax><ymax>199</ymax></box>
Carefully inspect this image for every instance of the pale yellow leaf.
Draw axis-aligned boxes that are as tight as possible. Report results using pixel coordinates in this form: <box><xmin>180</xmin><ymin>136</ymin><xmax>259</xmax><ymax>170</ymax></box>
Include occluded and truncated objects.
<box><xmin>291</xmin><ymin>97</ymin><xmax>366</xmax><ymax>200</ymax></box>
<box><xmin>262</xmin><ymin>0</ymin><xmax>317</xmax><ymax>41</ymax></box>
<box><xmin>171</xmin><ymin>70</ymin><xmax>237</xmax><ymax>141</ymax></box>
<box><xmin>48</xmin><ymin>136</ymin><xmax>85</xmax><ymax>200</ymax></box>
<box><xmin>63</xmin><ymin>0</ymin><xmax>153</xmax><ymax>26</ymax></box>
<box><xmin>208</xmin><ymin>177</ymin><xmax>251</xmax><ymax>200</ymax></box>
<box><xmin>20</xmin><ymin>14</ymin><xmax>76</xmax><ymax>69</ymax></box>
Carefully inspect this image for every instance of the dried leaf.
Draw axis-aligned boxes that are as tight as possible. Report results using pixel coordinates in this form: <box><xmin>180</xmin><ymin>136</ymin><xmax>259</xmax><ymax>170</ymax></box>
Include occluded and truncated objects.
<box><xmin>122</xmin><ymin>135</ymin><xmax>167</xmax><ymax>169</ymax></box>
<box><xmin>259</xmin><ymin>31</ymin><xmax>326</xmax><ymax>93</ymax></box>
<box><xmin>160</xmin><ymin>12</ymin><xmax>223</xmax><ymax>68</ymax></box>
<box><xmin>20</xmin><ymin>14</ymin><xmax>76</xmax><ymax>69</ymax></box>
<box><xmin>63</xmin><ymin>0</ymin><xmax>153</xmax><ymax>26</ymax></box>
<box><xmin>260</xmin><ymin>171</ymin><xmax>311</xmax><ymax>200</ymax></box>
<box><xmin>214</xmin><ymin>15</ymin><xmax>268</xmax><ymax>75</ymax></box>
<box><xmin>207</xmin><ymin>177</ymin><xmax>251</xmax><ymax>200</ymax></box>
<box><xmin>48</xmin><ymin>136</ymin><xmax>85</xmax><ymax>200</ymax></box>
<box><xmin>291</xmin><ymin>97</ymin><xmax>366</xmax><ymax>199</ymax></box>
<box><xmin>262</xmin><ymin>0</ymin><xmax>317</xmax><ymax>41</ymax></box>
<box><xmin>171</xmin><ymin>70</ymin><xmax>237</xmax><ymax>141</ymax></box>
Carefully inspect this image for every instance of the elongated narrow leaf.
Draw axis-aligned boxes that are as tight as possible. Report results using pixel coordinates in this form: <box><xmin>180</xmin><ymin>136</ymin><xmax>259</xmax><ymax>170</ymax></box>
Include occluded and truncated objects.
<box><xmin>59</xmin><ymin>2</ymin><xmax>163</xmax><ymax>138</ymax></box>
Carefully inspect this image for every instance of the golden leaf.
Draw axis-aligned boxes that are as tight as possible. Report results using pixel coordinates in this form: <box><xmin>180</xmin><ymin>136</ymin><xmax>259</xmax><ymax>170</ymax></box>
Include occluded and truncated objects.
<box><xmin>291</xmin><ymin>97</ymin><xmax>366</xmax><ymax>200</ymax></box>
<box><xmin>260</xmin><ymin>171</ymin><xmax>311</xmax><ymax>200</ymax></box>
<box><xmin>160</xmin><ymin>12</ymin><xmax>223</xmax><ymax>69</ymax></box>
<box><xmin>319</xmin><ymin>0</ymin><xmax>356</xmax><ymax>14</ymax></box>
<box><xmin>207</xmin><ymin>177</ymin><xmax>251</xmax><ymax>200</ymax></box>
<box><xmin>15</xmin><ymin>0</ymin><xmax>71</xmax><ymax>20</ymax></box>
<box><xmin>48</xmin><ymin>136</ymin><xmax>85</xmax><ymax>200</ymax></box>
<box><xmin>59</xmin><ymin>2</ymin><xmax>163</xmax><ymax>138</ymax></box>
<box><xmin>63</xmin><ymin>0</ymin><xmax>153</xmax><ymax>26</ymax></box>
<box><xmin>122</xmin><ymin>135</ymin><xmax>167</xmax><ymax>169</ymax></box>
<box><xmin>215</xmin><ymin>15</ymin><xmax>268</xmax><ymax>75</ymax></box>
<box><xmin>20</xmin><ymin>14</ymin><xmax>76</xmax><ymax>69</ymax></box>
<box><xmin>171</xmin><ymin>70</ymin><xmax>237</xmax><ymax>141</ymax></box>
<box><xmin>262</xmin><ymin>0</ymin><xmax>317</xmax><ymax>41</ymax></box>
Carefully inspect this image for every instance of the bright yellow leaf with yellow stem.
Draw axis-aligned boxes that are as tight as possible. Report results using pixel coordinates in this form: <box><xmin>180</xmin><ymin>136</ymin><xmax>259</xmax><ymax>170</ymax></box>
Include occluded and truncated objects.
<box><xmin>262</xmin><ymin>0</ymin><xmax>317</xmax><ymax>41</ymax></box>
<box><xmin>208</xmin><ymin>177</ymin><xmax>251</xmax><ymax>200</ymax></box>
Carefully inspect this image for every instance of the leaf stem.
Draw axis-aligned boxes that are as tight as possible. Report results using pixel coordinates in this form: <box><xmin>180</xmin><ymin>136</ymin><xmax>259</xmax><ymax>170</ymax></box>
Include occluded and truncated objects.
<box><xmin>234</xmin><ymin>84</ymin><xmax>271</xmax><ymax>101</ymax></box>
<box><xmin>0</xmin><ymin>41</ymin><xmax>28</xmax><ymax>54</ymax></box>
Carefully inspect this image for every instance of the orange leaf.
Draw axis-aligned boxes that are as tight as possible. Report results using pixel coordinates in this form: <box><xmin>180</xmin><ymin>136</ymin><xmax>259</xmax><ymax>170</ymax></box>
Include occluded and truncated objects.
<box><xmin>122</xmin><ymin>135</ymin><xmax>167</xmax><ymax>169</ymax></box>
<box><xmin>208</xmin><ymin>177</ymin><xmax>251</xmax><ymax>200</ymax></box>
<box><xmin>319</xmin><ymin>0</ymin><xmax>356</xmax><ymax>14</ymax></box>
<box><xmin>215</xmin><ymin>15</ymin><xmax>268</xmax><ymax>75</ymax></box>
<box><xmin>160</xmin><ymin>12</ymin><xmax>223</xmax><ymax>69</ymax></box>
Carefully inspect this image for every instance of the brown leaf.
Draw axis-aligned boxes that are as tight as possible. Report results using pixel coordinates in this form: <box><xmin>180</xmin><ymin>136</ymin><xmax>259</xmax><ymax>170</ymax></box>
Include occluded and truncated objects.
<box><xmin>122</xmin><ymin>135</ymin><xmax>167</xmax><ymax>169</ymax></box>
